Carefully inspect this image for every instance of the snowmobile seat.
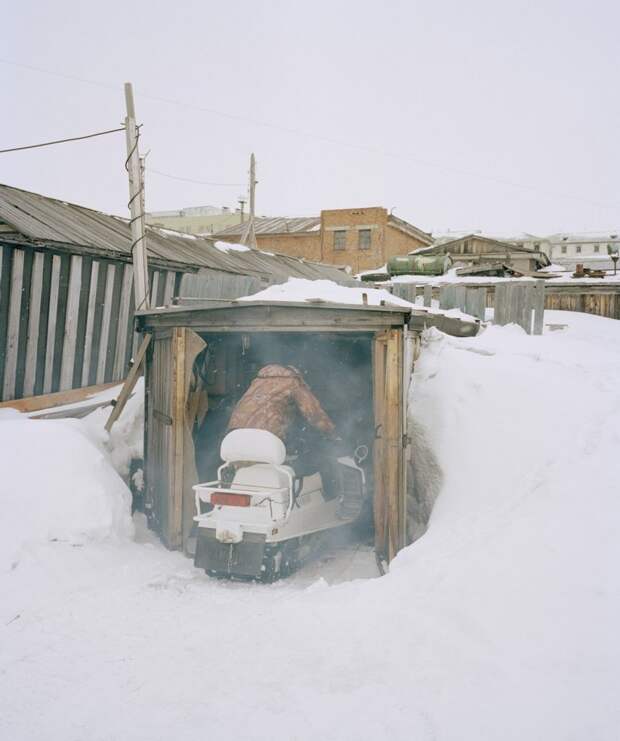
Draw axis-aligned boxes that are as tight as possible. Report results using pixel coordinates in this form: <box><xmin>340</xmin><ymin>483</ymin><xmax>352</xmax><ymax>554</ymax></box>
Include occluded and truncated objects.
<box><xmin>221</xmin><ymin>429</ymin><xmax>286</xmax><ymax>465</ymax></box>
<box><xmin>233</xmin><ymin>463</ymin><xmax>294</xmax><ymax>498</ymax></box>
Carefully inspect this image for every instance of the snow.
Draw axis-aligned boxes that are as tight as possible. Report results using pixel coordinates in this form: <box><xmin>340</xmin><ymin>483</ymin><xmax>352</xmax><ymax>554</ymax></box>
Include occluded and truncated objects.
<box><xmin>240</xmin><ymin>277</ymin><xmax>476</xmax><ymax>322</ymax></box>
<box><xmin>213</xmin><ymin>240</ymin><xmax>251</xmax><ymax>253</ymax></box>
<box><xmin>387</xmin><ymin>266</ymin><xmax>620</xmax><ymax>286</ymax></box>
<box><xmin>0</xmin><ymin>418</ymin><xmax>133</xmax><ymax>572</ymax></box>
<box><xmin>2</xmin><ymin>310</ymin><xmax>620</xmax><ymax>739</ymax></box>
<box><xmin>154</xmin><ymin>226</ymin><xmax>199</xmax><ymax>240</ymax></box>
<box><xmin>81</xmin><ymin>378</ymin><xmax>145</xmax><ymax>478</ymax></box>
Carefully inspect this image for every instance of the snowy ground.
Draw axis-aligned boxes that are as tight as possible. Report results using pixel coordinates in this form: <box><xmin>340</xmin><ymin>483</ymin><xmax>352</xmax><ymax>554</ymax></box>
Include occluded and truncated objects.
<box><xmin>2</xmin><ymin>310</ymin><xmax>620</xmax><ymax>740</ymax></box>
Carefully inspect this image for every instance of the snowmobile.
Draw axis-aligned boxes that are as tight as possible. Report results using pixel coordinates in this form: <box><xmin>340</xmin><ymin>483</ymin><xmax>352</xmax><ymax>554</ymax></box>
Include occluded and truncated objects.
<box><xmin>193</xmin><ymin>428</ymin><xmax>369</xmax><ymax>581</ymax></box>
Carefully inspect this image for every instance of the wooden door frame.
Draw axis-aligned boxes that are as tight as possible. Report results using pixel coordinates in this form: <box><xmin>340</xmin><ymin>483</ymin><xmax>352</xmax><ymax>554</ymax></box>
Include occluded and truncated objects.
<box><xmin>372</xmin><ymin>328</ymin><xmax>405</xmax><ymax>563</ymax></box>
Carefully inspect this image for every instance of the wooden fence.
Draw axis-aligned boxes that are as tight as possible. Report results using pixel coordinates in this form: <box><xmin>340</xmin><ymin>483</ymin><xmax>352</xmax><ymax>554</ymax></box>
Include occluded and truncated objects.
<box><xmin>391</xmin><ymin>281</ymin><xmax>545</xmax><ymax>334</ymax></box>
<box><xmin>0</xmin><ymin>244</ymin><xmax>184</xmax><ymax>402</ymax></box>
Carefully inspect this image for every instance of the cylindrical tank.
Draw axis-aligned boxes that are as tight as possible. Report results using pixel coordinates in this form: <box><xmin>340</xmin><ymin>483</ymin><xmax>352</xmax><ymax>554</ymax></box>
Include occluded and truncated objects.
<box><xmin>388</xmin><ymin>254</ymin><xmax>452</xmax><ymax>276</ymax></box>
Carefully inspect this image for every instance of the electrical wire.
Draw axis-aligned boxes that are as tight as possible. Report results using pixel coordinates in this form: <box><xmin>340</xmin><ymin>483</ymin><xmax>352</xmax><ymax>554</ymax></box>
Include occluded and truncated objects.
<box><xmin>0</xmin><ymin>126</ymin><xmax>125</xmax><ymax>154</ymax></box>
<box><xmin>0</xmin><ymin>57</ymin><xmax>616</xmax><ymax>209</ymax></box>
<box><xmin>146</xmin><ymin>167</ymin><xmax>245</xmax><ymax>187</ymax></box>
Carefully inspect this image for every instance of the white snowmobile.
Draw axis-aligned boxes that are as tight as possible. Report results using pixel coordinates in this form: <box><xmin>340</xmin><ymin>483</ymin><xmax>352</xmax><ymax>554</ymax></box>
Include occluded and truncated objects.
<box><xmin>193</xmin><ymin>428</ymin><xmax>369</xmax><ymax>581</ymax></box>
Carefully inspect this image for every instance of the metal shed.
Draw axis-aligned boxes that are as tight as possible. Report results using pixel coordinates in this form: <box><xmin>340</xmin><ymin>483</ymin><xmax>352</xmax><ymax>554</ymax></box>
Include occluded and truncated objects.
<box><xmin>136</xmin><ymin>300</ymin><xmax>432</xmax><ymax>565</ymax></box>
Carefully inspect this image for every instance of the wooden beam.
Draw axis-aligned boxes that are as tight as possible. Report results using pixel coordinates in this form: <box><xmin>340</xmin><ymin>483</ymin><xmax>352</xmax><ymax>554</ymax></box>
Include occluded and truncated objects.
<box><xmin>169</xmin><ymin>327</ymin><xmax>186</xmax><ymax>547</ymax></box>
<box><xmin>104</xmin><ymin>332</ymin><xmax>152</xmax><ymax>432</ymax></box>
<box><xmin>372</xmin><ymin>331</ymin><xmax>388</xmax><ymax>559</ymax></box>
<box><xmin>0</xmin><ymin>380</ymin><xmax>119</xmax><ymax>413</ymax></box>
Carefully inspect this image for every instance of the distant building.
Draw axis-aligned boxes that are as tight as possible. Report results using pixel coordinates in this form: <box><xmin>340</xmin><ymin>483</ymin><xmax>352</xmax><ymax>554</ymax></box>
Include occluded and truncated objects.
<box><xmin>541</xmin><ymin>233</ymin><xmax>619</xmax><ymax>271</ymax></box>
<box><xmin>436</xmin><ymin>230</ymin><xmax>620</xmax><ymax>272</ymax></box>
<box><xmin>145</xmin><ymin>205</ymin><xmax>247</xmax><ymax>235</ymax></box>
<box><xmin>214</xmin><ymin>207</ymin><xmax>433</xmax><ymax>274</ymax></box>
<box><xmin>413</xmin><ymin>234</ymin><xmax>550</xmax><ymax>273</ymax></box>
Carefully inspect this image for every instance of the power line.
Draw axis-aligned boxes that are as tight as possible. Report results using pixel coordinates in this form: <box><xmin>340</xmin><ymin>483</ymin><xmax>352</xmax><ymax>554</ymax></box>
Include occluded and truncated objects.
<box><xmin>0</xmin><ymin>126</ymin><xmax>125</xmax><ymax>154</ymax></box>
<box><xmin>147</xmin><ymin>167</ymin><xmax>245</xmax><ymax>187</ymax></box>
<box><xmin>0</xmin><ymin>57</ymin><xmax>617</xmax><ymax>209</ymax></box>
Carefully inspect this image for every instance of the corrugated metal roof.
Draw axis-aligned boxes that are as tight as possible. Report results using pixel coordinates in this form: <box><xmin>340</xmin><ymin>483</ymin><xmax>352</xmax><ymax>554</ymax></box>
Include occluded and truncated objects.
<box><xmin>214</xmin><ymin>216</ymin><xmax>321</xmax><ymax>237</ymax></box>
<box><xmin>0</xmin><ymin>184</ymin><xmax>351</xmax><ymax>282</ymax></box>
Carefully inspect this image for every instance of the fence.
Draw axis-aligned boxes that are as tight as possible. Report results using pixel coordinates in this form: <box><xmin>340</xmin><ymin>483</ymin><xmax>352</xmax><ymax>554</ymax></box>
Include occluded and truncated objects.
<box><xmin>391</xmin><ymin>280</ymin><xmax>545</xmax><ymax>335</ymax></box>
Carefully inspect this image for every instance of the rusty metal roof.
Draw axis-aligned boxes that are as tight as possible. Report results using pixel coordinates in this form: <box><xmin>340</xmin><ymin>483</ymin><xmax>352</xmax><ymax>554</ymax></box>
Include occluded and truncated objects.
<box><xmin>0</xmin><ymin>184</ymin><xmax>351</xmax><ymax>282</ymax></box>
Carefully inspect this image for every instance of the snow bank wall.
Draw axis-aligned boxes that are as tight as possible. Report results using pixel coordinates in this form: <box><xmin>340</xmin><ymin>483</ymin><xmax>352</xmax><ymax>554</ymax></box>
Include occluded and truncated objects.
<box><xmin>0</xmin><ymin>417</ymin><xmax>134</xmax><ymax>570</ymax></box>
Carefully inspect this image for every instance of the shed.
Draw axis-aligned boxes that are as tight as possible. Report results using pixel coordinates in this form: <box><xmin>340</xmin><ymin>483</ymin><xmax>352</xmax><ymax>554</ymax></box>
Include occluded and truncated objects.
<box><xmin>136</xmin><ymin>300</ymin><xmax>442</xmax><ymax>564</ymax></box>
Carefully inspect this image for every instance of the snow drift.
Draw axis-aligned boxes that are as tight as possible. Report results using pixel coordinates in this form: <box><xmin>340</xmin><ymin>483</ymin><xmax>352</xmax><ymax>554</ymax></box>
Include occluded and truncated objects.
<box><xmin>1</xmin><ymin>310</ymin><xmax>620</xmax><ymax>740</ymax></box>
<box><xmin>0</xmin><ymin>417</ymin><xmax>133</xmax><ymax>570</ymax></box>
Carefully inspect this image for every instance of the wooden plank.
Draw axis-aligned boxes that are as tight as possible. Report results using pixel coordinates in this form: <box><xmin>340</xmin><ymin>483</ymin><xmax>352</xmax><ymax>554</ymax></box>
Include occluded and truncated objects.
<box><xmin>14</xmin><ymin>248</ymin><xmax>35</xmax><ymax>399</ymax></box>
<box><xmin>51</xmin><ymin>253</ymin><xmax>71</xmax><ymax>393</ymax></box>
<box><xmin>453</xmin><ymin>285</ymin><xmax>467</xmax><ymax>313</ymax></box>
<box><xmin>169</xmin><ymin>326</ymin><xmax>186</xmax><ymax>548</ymax></box>
<box><xmin>88</xmin><ymin>261</ymin><xmax>109</xmax><ymax>386</ymax></box>
<box><xmin>423</xmin><ymin>284</ymin><xmax>432</xmax><ymax>307</ymax></box>
<box><xmin>173</xmin><ymin>271</ymin><xmax>183</xmax><ymax>300</ymax></box>
<box><xmin>465</xmin><ymin>287</ymin><xmax>478</xmax><ymax>319</ymax></box>
<box><xmin>34</xmin><ymin>252</ymin><xmax>53</xmax><ymax>396</ymax></box>
<box><xmin>113</xmin><ymin>263</ymin><xmax>133</xmax><ymax>380</ymax></box>
<box><xmin>123</xmin><ymin>272</ymin><xmax>136</xmax><ymax>372</ymax></box>
<box><xmin>104</xmin><ymin>262</ymin><xmax>125</xmax><ymax>382</ymax></box>
<box><xmin>2</xmin><ymin>249</ymin><xmax>24</xmax><ymax>400</ymax></box>
<box><xmin>104</xmin><ymin>332</ymin><xmax>152</xmax><ymax>432</ymax></box>
<box><xmin>72</xmin><ymin>255</ymin><xmax>93</xmax><ymax>388</ymax></box>
<box><xmin>148</xmin><ymin>266</ymin><xmax>156</xmax><ymax>308</ymax></box>
<box><xmin>533</xmin><ymin>281</ymin><xmax>545</xmax><ymax>335</ymax></box>
<box><xmin>136</xmin><ymin>305</ymin><xmax>412</xmax><ymax>334</ymax></box>
<box><xmin>384</xmin><ymin>329</ymin><xmax>403</xmax><ymax>561</ymax></box>
<box><xmin>401</xmin><ymin>329</ymin><xmax>414</xmax><ymax>548</ymax></box>
<box><xmin>372</xmin><ymin>331</ymin><xmax>388</xmax><ymax>560</ymax></box>
<box><xmin>96</xmin><ymin>263</ymin><xmax>116</xmax><ymax>384</ymax></box>
<box><xmin>59</xmin><ymin>255</ymin><xmax>82</xmax><ymax>391</ymax></box>
<box><xmin>156</xmin><ymin>269</ymin><xmax>167</xmax><ymax>307</ymax></box>
<box><xmin>23</xmin><ymin>251</ymin><xmax>44</xmax><ymax>397</ymax></box>
<box><xmin>43</xmin><ymin>255</ymin><xmax>61</xmax><ymax>393</ymax></box>
<box><xmin>163</xmin><ymin>270</ymin><xmax>175</xmax><ymax>305</ymax></box>
<box><xmin>81</xmin><ymin>260</ymin><xmax>100</xmax><ymax>386</ymax></box>
<box><xmin>0</xmin><ymin>381</ymin><xmax>119</xmax><ymax>413</ymax></box>
<box><xmin>0</xmin><ymin>245</ymin><xmax>14</xmax><ymax>395</ymax></box>
<box><xmin>520</xmin><ymin>283</ymin><xmax>534</xmax><ymax>334</ymax></box>
<box><xmin>477</xmin><ymin>287</ymin><xmax>487</xmax><ymax>321</ymax></box>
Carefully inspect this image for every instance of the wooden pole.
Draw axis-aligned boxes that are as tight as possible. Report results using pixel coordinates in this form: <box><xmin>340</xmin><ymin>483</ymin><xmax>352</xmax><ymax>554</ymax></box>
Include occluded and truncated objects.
<box><xmin>241</xmin><ymin>153</ymin><xmax>257</xmax><ymax>248</ymax></box>
<box><xmin>124</xmin><ymin>82</ymin><xmax>150</xmax><ymax>311</ymax></box>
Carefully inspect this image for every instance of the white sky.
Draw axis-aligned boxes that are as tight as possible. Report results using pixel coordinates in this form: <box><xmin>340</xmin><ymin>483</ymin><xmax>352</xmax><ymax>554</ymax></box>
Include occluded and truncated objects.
<box><xmin>3</xmin><ymin>0</ymin><xmax>619</xmax><ymax>236</ymax></box>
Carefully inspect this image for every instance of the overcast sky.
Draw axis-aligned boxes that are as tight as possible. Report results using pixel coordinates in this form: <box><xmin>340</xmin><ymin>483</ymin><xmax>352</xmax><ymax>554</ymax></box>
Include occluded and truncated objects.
<box><xmin>3</xmin><ymin>0</ymin><xmax>619</xmax><ymax>236</ymax></box>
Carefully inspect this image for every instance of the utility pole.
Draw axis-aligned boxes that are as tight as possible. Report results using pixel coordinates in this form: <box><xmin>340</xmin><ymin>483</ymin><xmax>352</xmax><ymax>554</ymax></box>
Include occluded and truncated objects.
<box><xmin>241</xmin><ymin>152</ymin><xmax>257</xmax><ymax>248</ymax></box>
<box><xmin>124</xmin><ymin>82</ymin><xmax>150</xmax><ymax>310</ymax></box>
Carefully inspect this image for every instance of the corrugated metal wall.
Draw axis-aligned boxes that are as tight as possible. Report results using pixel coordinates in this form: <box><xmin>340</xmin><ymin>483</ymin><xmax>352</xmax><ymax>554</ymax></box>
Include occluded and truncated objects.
<box><xmin>0</xmin><ymin>244</ymin><xmax>181</xmax><ymax>401</ymax></box>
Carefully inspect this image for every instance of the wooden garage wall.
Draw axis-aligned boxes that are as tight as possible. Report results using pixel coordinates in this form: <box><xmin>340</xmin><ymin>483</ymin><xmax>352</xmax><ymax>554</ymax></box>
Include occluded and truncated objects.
<box><xmin>0</xmin><ymin>244</ymin><xmax>181</xmax><ymax>402</ymax></box>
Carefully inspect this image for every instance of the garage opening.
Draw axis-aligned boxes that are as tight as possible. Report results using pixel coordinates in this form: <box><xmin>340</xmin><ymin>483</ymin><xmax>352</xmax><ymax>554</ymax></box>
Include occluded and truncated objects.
<box><xmin>140</xmin><ymin>302</ymin><xmax>412</xmax><ymax>580</ymax></box>
<box><xmin>188</xmin><ymin>332</ymin><xmax>376</xmax><ymax>573</ymax></box>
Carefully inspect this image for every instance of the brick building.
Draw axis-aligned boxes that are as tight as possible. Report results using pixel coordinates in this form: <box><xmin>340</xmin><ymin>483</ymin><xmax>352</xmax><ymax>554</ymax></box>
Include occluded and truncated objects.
<box><xmin>214</xmin><ymin>207</ymin><xmax>432</xmax><ymax>274</ymax></box>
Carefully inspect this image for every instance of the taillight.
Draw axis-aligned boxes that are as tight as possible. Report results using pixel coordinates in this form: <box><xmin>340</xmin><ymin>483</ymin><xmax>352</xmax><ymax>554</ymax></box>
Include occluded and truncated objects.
<box><xmin>211</xmin><ymin>492</ymin><xmax>251</xmax><ymax>507</ymax></box>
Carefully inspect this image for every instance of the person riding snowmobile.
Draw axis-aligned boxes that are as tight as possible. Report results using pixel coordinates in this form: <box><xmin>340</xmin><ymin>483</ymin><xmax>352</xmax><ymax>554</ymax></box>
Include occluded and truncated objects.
<box><xmin>227</xmin><ymin>364</ymin><xmax>341</xmax><ymax>495</ymax></box>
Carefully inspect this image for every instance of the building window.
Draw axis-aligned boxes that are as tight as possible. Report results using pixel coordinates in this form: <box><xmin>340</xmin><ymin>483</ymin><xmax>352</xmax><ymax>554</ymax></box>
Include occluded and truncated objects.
<box><xmin>594</xmin><ymin>244</ymin><xmax>600</xmax><ymax>253</ymax></box>
<box><xmin>358</xmin><ymin>228</ymin><xmax>371</xmax><ymax>250</ymax></box>
<box><xmin>561</xmin><ymin>245</ymin><xmax>567</xmax><ymax>254</ymax></box>
<box><xmin>576</xmin><ymin>245</ymin><xmax>582</xmax><ymax>254</ymax></box>
<box><xmin>333</xmin><ymin>230</ymin><xmax>346</xmax><ymax>250</ymax></box>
